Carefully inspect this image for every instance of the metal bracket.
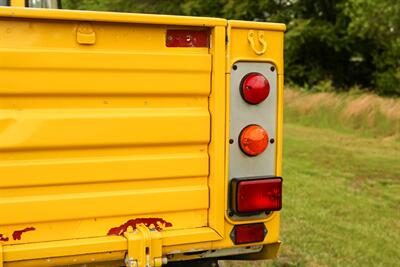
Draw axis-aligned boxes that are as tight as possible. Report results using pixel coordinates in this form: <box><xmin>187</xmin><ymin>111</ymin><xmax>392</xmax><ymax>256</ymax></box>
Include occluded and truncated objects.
<box><xmin>0</xmin><ymin>244</ymin><xmax>3</xmax><ymax>267</ymax></box>
<box><xmin>248</xmin><ymin>30</ymin><xmax>267</xmax><ymax>55</ymax></box>
<box><xmin>123</xmin><ymin>224</ymin><xmax>167</xmax><ymax>267</ymax></box>
<box><xmin>76</xmin><ymin>22</ymin><xmax>96</xmax><ymax>45</ymax></box>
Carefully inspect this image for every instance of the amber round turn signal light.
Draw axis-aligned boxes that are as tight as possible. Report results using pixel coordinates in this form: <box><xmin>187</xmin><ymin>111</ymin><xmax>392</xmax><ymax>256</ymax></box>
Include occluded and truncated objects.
<box><xmin>240</xmin><ymin>73</ymin><xmax>270</xmax><ymax>104</ymax></box>
<box><xmin>239</xmin><ymin>125</ymin><xmax>269</xmax><ymax>156</ymax></box>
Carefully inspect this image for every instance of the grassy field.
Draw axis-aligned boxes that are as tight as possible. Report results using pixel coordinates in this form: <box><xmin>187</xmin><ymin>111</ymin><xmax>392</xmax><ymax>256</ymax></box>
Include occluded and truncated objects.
<box><xmin>222</xmin><ymin>90</ymin><xmax>400</xmax><ymax>267</ymax></box>
<box><xmin>284</xmin><ymin>90</ymin><xmax>400</xmax><ymax>140</ymax></box>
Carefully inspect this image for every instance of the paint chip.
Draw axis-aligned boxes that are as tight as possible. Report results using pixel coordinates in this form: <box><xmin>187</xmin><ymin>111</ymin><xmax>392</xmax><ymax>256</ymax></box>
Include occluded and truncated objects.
<box><xmin>13</xmin><ymin>227</ymin><xmax>36</xmax><ymax>240</ymax></box>
<box><xmin>107</xmin><ymin>218</ymin><xmax>172</xmax><ymax>236</ymax></box>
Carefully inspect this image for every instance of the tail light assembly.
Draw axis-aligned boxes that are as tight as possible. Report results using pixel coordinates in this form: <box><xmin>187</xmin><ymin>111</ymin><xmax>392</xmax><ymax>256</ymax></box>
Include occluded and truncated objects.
<box><xmin>239</xmin><ymin>124</ymin><xmax>269</xmax><ymax>156</ymax></box>
<box><xmin>229</xmin><ymin>62</ymin><xmax>280</xmax><ymax>220</ymax></box>
<box><xmin>230</xmin><ymin>223</ymin><xmax>267</xmax><ymax>245</ymax></box>
<box><xmin>240</xmin><ymin>72</ymin><xmax>270</xmax><ymax>105</ymax></box>
<box><xmin>231</xmin><ymin>177</ymin><xmax>282</xmax><ymax>215</ymax></box>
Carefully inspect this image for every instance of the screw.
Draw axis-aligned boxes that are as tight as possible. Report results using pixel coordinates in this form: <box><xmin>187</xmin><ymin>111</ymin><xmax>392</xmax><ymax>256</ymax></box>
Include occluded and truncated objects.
<box><xmin>270</xmin><ymin>138</ymin><xmax>275</xmax><ymax>144</ymax></box>
<box><xmin>270</xmin><ymin>66</ymin><xmax>275</xmax><ymax>72</ymax></box>
<box><xmin>229</xmin><ymin>139</ymin><xmax>234</xmax><ymax>144</ymax></box>
<box><xmin>232</xmin><ymin>65</ymin><xmax>237</xmax><ymax>70</ymax></box>
<box><xmin>228</xmin><ymin>211</ymin><xmax>234</xmax><ymax>217</ymax></box>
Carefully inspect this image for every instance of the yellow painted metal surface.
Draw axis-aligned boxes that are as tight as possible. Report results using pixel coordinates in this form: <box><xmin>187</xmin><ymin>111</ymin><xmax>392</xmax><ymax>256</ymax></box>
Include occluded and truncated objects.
<box><xmin>0</xmin><ymin>6</ymin><xmax>285</xmax><ymax>266</ymax></box>
<box><xmin>0</xmin><ymin>6</ymin><xmax>226</xmax><ymax>26</ymax></box>
<box><xmin>214</xmin><ymin>19</ymin><xmax>285</xmax><ymax>258</ymax></box>
<box><xmin>124</xmin><ymin>225</ymin><xmax>165</xmax><ymax>267</ymax></box>
<box><xmin>0</xmin><ymin>3</ymin><xmax>213</xmax><ymax>250</ymax></box>
<box><xmin>207</xmin><ymin>25</ymin><xmax>227</xmax><ymax>237</ymax></box>
<box><xmin>9</xmin><ymin>0</ymin><xmax>24</xmax><ymax>7</ymax></box>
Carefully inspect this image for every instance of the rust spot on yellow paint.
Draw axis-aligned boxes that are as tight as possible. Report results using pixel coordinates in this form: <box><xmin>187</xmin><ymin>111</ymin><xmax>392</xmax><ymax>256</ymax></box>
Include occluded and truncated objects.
<box><xmin>13</xmin><ymin>227</ymin><xmax>36</xmax><ymax>240</ymax></box>
<box><xmin>0</xmin><ymin>233</ymin><xmax>9</xmax><ymax>242</ymax></box>
<box><xmin>107</xmin><ymin>218</ymin><xmax>172</xmax><ymax>236</ymax></box>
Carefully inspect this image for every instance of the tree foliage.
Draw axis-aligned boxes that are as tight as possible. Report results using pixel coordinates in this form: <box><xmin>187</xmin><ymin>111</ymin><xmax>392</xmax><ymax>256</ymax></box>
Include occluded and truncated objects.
<box><xmin>62</xmin><ymin>0</ymin><xmax>400</xmax><ymax>96</ymax></box>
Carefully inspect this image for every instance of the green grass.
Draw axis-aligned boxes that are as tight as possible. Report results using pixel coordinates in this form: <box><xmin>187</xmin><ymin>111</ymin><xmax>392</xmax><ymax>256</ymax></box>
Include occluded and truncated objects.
<box><xmin>284</xmin><ymin>89</ymin><xmax>400</xmax><ymax>140</ymax></box>
<box><xmin>222</xmin><ymin>123</ymin><xmax>400</xmax><ymax>267</ymax></box>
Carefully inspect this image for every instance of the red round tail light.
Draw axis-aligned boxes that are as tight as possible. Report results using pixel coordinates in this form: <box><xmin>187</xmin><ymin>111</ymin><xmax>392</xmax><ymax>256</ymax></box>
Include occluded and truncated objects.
<box><xmin>239</xmin><ymin>125</ymin><xmax>269</xmax><ymax>156</ymax></box>
<box><xmin>240</xmin><ymin>73</ymin><xmax>270</xmax><ymax>104</ymax></box>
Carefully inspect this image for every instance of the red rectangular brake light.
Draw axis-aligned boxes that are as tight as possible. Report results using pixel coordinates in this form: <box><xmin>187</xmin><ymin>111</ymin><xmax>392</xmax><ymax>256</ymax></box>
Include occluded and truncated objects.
<box><xmin>235</xmin><ymin>177</ymin><xmax>282</xmax><ymax>214</ymax></box>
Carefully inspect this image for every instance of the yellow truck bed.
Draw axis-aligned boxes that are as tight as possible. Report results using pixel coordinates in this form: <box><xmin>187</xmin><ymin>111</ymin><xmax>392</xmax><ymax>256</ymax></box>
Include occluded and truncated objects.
<box><xmin>0</xmin><ymin>6</ymin><xmax>285</xmax><ymax>267</ymax></box>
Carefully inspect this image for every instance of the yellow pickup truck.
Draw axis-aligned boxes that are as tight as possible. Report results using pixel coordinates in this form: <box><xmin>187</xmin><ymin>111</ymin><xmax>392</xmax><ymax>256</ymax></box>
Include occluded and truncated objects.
<box><xmin>0</xmin><ymin>1</ymin><xmax>285</xmax><ymax>266</ymax></box>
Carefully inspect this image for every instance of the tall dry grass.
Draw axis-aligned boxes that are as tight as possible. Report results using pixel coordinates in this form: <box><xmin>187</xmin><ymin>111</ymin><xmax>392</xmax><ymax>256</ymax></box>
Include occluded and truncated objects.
<box><xmin>284</xmin><ymin>89</ymin><xmax>400</xmax><ymax>140</ymax></box>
